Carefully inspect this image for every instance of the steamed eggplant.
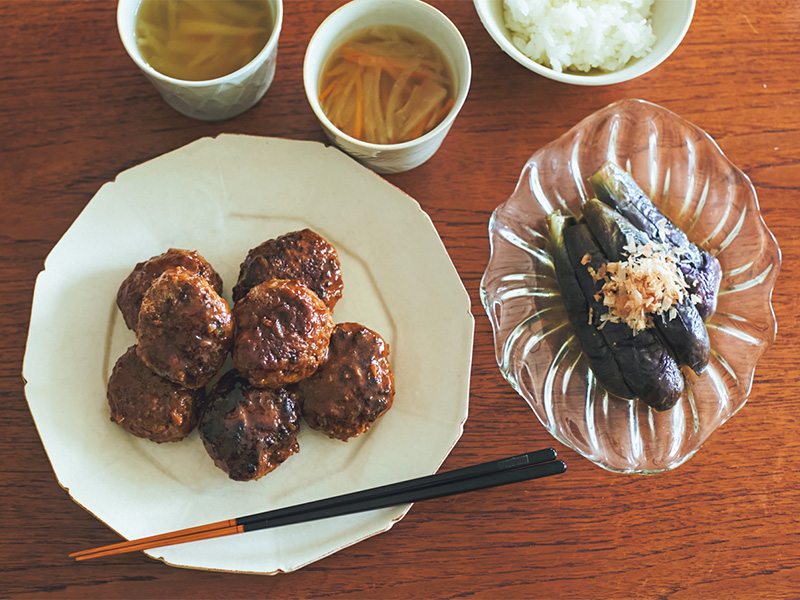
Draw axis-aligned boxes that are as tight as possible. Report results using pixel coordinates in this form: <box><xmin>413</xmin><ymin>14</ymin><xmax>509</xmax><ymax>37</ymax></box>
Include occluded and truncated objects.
<box><xmin>582</xmin><ymin>199</ymin><xmax>710</xmax><ymax>375</ymax></box>
<box><xmin>562</xmin><ymin>222</ymin><xmax>684</xmax><ymax>411</ymax></box>
<box><xmin>588</xmin><ymin>161</ymin><xmax>721</xmax><ymax>320</ymax></box>
<box><xmin>547</xmin><ymin>213</ymin><xmax>635</xmax><ymax>400</ymax></box>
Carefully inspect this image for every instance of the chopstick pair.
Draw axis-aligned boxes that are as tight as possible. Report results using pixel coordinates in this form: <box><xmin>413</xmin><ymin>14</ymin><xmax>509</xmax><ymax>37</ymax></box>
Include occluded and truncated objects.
<box><xmin>70</xmin><ymin>448</ymin><xmax>565</xmax><ymax>561</ymax></box>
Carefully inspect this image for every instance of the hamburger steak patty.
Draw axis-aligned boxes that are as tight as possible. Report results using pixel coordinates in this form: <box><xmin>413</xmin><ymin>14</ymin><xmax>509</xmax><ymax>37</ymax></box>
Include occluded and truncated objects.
<box><xmin>199</xmin><ymin>369</ymin><xmax>300</xmax><ymax>481</ymax></box>
<box><xmin>107</xmin><ymin>345</ymin><xmax>206</xmax><ymax>443</ymax></box>
<box><xmin>117</xmin><ymin>248</ymin><xmax>223</xmax><ymax>331</ymax></box>
<box><xmin>232</xmin><ymin>229</ymin><xmax>343</xmax><ymax>308</ymax></box>
<box><xmin>297</xmin><ymin>322</ymin><xmax>394</xmax><ymax>441</ymax></box>
<box><xmin>136</xmin><ymin>267</ymin><xmax>233</xmax><ymax>389</ymax></box>
<box><xmin>232</xmin><ymin>279</ymin><xmax>335</xmax><ymax>388</ymax></box>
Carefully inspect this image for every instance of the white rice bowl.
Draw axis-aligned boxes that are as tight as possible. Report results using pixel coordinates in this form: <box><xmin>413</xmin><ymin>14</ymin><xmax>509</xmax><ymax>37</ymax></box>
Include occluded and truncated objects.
<box><xmin>503</xmin><ymin>0</ymin><xmax>656</xmax><ymax>73</ymax></box>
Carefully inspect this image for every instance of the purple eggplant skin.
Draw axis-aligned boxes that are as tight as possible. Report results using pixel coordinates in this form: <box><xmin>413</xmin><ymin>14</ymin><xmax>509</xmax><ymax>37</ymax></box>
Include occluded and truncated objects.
<box><xmin>547</xmin><ymin>213</ymin><xmax>635</xmax><ymax>400</ymax></box>
<box><xmin>677</xmin><ymin>254</ymin><xmax>722</xmax><ymax>321</ymax></box>
<box><xmin>582</xmin><ymin>199</ymin><xmax>710</xmax><ymax>375</ymax></box>
<box><xmin>564</xmin><ymin>223</ymin><xmax>684</xmax><ymax>412</ymax></box>
<box><xmin>588</xmin><ymin>162</ymin><xmax>721</xmax><ymax>320</ymax></box>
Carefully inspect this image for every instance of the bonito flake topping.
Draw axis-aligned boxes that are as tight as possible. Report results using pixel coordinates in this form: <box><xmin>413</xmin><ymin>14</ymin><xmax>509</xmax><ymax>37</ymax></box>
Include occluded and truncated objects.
<box><xmin>587</xmin><ymin>238</ymin><xmax>699</xmax><ymax>334</ymax></box>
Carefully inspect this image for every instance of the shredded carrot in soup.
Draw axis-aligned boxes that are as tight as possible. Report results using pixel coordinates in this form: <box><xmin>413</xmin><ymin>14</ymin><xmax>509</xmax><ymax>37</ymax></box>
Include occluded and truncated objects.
<box><xmin>319</xmin><ymin>25</ymin><xmax>455</xmax><ymax>145</ymax></box>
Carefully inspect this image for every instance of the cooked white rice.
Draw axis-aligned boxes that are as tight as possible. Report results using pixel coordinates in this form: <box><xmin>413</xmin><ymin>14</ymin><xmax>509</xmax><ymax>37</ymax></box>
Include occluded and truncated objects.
<box><xmin>503</xmin><ymin>0</ymin><xmax>656</xmax><ymax>73</ymax></box>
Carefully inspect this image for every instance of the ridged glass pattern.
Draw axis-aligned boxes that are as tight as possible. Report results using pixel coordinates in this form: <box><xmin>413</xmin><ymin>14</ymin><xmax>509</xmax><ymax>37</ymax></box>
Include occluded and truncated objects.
<box><xmin>480</xmin><ymin>99</ymin><xmax>780</xmax><ymax>473</ymax></box>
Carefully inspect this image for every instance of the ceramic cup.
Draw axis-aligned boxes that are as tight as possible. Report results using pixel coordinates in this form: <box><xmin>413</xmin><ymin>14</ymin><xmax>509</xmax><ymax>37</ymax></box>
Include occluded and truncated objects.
<box><xmin>117</xmin><ymin>0</ymin><xmax>283</xmax><ymax>121</ymax></box>
<box><xmin>303</xmin><ymin>0</ymin><xmax>471</xmax><ymax>174</ymax></box>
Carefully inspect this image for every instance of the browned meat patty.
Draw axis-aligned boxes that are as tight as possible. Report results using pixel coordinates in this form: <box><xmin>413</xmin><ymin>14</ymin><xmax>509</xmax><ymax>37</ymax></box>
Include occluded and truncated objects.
<box><xmin>199</xmin><ymin>369</ymin><xmax>300</xmax><ymax>481</ymax></box>
<box><xmin>232</xmin><ymin>279</ymin><xmax>335</xmax><ymax>388</ymax></box>
<box><xmin>117</xmin><ymin>248</ymin><xmax>223</xmax><ymax>330</ymax></box>
<box><xmin>136</xmin><ymin>267</ymin><xmax>233</xmax><ymax>389</ymax></box>
<box><xmin>296</xmin><ymin>322</ymin><xmax>394</xmax><ymax>441</ymax></box>
<box><xmin>107</xmin><ymin>345</ymin><xmax>206</xmax><ymax>443</ymax></box>
<box><xmin>232</xmin><ymin>229</ymin><xmax>343</xmax><ymax>309</ymax></box>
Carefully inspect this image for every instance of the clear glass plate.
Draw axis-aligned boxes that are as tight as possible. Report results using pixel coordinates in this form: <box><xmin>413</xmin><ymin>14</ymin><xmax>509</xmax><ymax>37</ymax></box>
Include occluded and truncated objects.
<box><xmin>480</xmin><ymin>99</ymin><xmax>780</xmax><ymax>474</ymax></box>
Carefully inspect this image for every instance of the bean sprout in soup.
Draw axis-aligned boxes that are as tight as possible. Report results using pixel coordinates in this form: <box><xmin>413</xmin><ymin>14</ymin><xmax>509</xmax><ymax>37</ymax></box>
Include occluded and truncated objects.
<box><xmin>319</xmin><ymin>26</ymin><xmax>455</xmax><ymax>145</ymax></box>
<box><xmin>135</xmin><ymin>0</ymin><xmax>273</xmax><ymax>81</ymax></box>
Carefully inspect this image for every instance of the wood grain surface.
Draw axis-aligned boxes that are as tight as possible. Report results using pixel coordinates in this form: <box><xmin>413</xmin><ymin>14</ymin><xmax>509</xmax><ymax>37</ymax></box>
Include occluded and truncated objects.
<box><xmin>2</xmin><ymin>1</ymin><xmax>799</xmax><ymax>598</ymax></box>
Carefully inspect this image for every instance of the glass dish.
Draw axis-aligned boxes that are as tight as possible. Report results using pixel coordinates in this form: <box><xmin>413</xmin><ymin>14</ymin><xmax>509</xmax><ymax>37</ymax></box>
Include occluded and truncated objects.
<box><xmin>480</xmin><ymin>99</ymin><xmax>780</xmax><ymax>474</ymax></box>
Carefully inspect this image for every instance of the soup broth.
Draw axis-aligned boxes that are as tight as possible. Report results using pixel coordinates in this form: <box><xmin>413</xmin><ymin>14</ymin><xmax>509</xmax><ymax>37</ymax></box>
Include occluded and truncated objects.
<box><xmin>135</xmin><ymin>0</ymin><xmax>273</xmax><ymax>81</ymax></box>
<box><xmin>319</xmin><ymin>25</ymin><xmax>455</xmax><ymax>145</ymax></box>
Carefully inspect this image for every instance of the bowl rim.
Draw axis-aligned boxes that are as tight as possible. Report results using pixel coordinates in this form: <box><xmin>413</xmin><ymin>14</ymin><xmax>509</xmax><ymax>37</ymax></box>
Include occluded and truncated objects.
<box><xmin>473</xmin><ymin>0</ymin><xmax>696</xmax><ymax>86</ymax></box>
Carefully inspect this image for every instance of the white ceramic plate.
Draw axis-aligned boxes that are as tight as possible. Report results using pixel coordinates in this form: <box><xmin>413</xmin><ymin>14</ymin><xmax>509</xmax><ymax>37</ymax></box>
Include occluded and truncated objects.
<box><xmin>23</xmin><ymin>135</ymin><xmax>474</xmax><ymax>574</ymax></box>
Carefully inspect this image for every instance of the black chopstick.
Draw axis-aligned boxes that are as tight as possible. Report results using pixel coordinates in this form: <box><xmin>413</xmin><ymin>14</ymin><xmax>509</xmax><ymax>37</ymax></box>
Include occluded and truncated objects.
<box><xmin>71</xmin><ymin>448</ymin><xmax>564</xmax><ymax>560</ymax></box>
<box><xmin>239</xmin><ymin>447</ymin><xmax>559</xmax><ymax>528</ymax></box>
<box><xmin>247</xmin><ymin>457</ymin><xmax>566</xmax><ymax>533</ymax></box>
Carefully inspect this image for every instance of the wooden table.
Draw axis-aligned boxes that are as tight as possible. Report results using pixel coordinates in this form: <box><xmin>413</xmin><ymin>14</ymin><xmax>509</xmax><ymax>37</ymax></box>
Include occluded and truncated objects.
<box><xmin>3</xmin><ymin>1</ymin><xmax>798</xmax><ymax>598</ymax></box>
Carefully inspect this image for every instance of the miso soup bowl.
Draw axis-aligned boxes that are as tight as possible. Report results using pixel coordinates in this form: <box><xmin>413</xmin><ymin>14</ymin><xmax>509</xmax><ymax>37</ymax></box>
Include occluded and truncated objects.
<box><xmin>304</xmin><ymin>0</ymin><xmax>471</xmax><ymax>174</ymax></box>
<box><xmin>117</xmin><ymin>0</ymin><xmax>283</xmax><ymax>121</ymax></box>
